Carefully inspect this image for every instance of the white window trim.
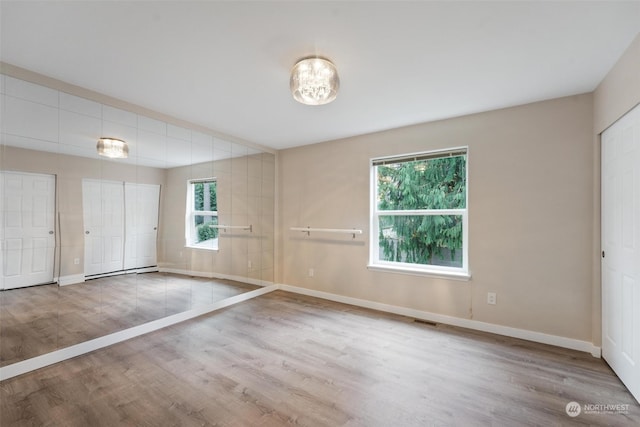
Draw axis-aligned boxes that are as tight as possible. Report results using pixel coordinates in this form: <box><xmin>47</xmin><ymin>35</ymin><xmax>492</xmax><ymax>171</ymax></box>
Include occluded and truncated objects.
<box><xmin>369</xmin><ymin>147</ymin><xmax>469</xmax><ymax>279</ymax></box>
<box><xmin>366</xmin><ymin>263</ymin><xmax>471</xmax><ymax>281</ymax></box>
<box><xmin>185</xmin><ymin>178</ymin><xmax>219</xmax><ymax>251</ymax></box>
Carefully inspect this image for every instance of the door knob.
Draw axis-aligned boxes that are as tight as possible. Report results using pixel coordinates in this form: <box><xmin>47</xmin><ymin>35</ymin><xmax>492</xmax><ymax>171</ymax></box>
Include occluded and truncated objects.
<box><xmin>49</xmin><ymin>231</ymin><xmax>54</xmax><ymax>235</ymax></box>
<box><xmin>85</xmin><ymin>231</ymin><xmax>90</xmax><ymax>234</ymax></box>
<box><xmin>153</xmin><ymin>227</ymin><xmax>157</xmax><ymax>230</ymax></box>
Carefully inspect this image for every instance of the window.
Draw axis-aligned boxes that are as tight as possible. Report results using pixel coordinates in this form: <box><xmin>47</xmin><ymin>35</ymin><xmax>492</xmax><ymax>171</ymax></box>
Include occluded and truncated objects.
<box><xmin>186</xmin><ymin>179</ymin><xmax>218</xmax><ymax>250</ymax></box>
<box><xmin>369</xmin><ymin>148</ymin><xmax>468</xmax><ymax>278</ymax></box>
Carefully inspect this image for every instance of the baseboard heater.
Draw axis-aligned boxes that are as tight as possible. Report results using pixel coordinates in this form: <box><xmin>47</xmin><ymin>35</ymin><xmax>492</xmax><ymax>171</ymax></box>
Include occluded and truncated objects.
<box><xmin>85</xmin><ymin>266</ymin><xmax>159</xmax><ymax>281</ymax></box>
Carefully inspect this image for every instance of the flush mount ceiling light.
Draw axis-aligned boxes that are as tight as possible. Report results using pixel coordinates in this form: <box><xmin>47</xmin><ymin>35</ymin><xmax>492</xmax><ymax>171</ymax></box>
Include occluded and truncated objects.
<box><xmin>290</xmin><ymin>57</ymin><xmax>339</xmax><ymax>106</ymax></box>
<box><xmin>97</xmin><ymin>137</ymin><xmax>129</xmax><ymax>159</ymax></box>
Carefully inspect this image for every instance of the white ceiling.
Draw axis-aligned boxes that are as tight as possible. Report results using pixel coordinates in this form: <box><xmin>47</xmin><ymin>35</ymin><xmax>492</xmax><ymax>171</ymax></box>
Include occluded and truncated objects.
<box><xmin>1</xmin><ymin>1</ymin><xmax>639</xmax><ymax>151</ymax></box>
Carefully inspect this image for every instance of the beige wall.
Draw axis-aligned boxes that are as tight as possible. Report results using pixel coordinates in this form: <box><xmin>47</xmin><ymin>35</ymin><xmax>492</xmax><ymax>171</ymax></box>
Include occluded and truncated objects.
<box><xmin>594</xmin><ymin>34</ymin><xmax>640</xmax><ymax>135</ymax></box>
<box><xmin>591</xmin><ymin>33</ymin><xmax>640</xmax><ymax>347</ymax></box>
<box><xmin>160</xmin><ymin>153</ymin><xmax>275</xmax><ymax>284</ymax></box>
<box><xmin>0</xmin><ymin>145</ymin><xmax>166</xmax><ymax>279</ymax></box>
<box><xmin>278</xmin><ymin>93</ymin><xmax>595</xmax><ymax>341</ymax></box>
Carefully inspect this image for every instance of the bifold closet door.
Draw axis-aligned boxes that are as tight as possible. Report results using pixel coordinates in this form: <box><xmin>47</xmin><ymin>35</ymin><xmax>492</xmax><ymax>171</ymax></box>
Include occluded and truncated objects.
<box><xmin>82</xmin><ymin>179</ymin><xmax>125</xmax><ymax>276</ymax></box>
<box><xmin>0</xmin><ymin>171</ymin><xmax>55</xmax><ymax>290</ymax></box>
<box><xmin>124</xmin><ymin>183</ymin><xmax>160</xmax><ymax>270</ymax></box>
<box><xmin>602</xmin><ymin>103</ymin><xmax>640</xmax><ymax>403</ymax></box>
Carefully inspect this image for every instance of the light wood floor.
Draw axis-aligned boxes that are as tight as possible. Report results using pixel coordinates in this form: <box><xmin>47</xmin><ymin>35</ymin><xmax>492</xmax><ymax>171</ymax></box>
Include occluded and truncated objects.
<box><xmin>0</xmin><ymin>273</ymin><xmax>259</xmax><ymax>367</ymax></box>
<box><xmin>1</xmin><ymin>291</ymin><xmax>639</xmax><ymax>426</ymax></box>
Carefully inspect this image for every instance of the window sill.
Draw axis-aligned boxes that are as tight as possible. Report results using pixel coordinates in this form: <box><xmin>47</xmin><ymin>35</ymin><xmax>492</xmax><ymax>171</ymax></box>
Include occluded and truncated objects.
<box><xmin>185</xmin><ymin>245</ymin><xmax>219</xmax><ymax>252</ymax></box>
<box><xmin>367</xmin><ymin>263</ymin><xmax>471</xmax><ymax>281</ymax></box>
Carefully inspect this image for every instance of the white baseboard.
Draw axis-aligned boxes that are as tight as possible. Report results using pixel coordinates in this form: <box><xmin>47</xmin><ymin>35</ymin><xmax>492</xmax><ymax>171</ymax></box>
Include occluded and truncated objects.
<box><xmin>158</xmin><ymin>267</ymin><xmax>273</xmax><ymax>288</ymax></box>
<box><xmin>0</xmin><ymin>284</ymin><xmax>278</xmax><ymax>381</ymax></box>
<box><xmin>134</xmin><ymin>266</ymin><xmax>160</xmax><ymax>274</ymax></box>
<box><xmin>58</xmin><ymin>274</ymin><xmax>85</xmax><ymax>286</ymax></box>
<box><xmin>277</xmin><ymin>284</ymin><xmax>601</xmax><ymax>358</ymax></box>
<box><xmin>83</xmin><ymin>267</ymin><xmax>161</xmax><ymax>282</ymax></box>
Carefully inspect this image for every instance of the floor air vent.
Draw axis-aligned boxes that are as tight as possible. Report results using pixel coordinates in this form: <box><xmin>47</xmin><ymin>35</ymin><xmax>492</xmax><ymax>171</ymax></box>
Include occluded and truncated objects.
<box><xmin>413</xmin><ymin>318</ymin><xmax>438</xmax><ymax>327</ymax></box>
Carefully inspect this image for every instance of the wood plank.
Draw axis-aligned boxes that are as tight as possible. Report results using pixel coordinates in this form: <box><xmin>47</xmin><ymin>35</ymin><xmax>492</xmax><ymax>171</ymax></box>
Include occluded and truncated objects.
<box><xmin>0</xmin><ymin>273</ymin><xmax>259</xmax><ymax>366</ymax></box>
<box><xmin>1</xmin><ymin>291</ymin><xmax>639</xmax><ymax>426</ymax></box>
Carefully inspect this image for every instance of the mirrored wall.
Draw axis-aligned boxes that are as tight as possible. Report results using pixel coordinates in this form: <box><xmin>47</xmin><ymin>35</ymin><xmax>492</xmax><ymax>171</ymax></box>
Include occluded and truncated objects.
<box><xmin>0</xmin><ymin>70</ymin><xmax>275</xmax><ymax>367</ymax></box>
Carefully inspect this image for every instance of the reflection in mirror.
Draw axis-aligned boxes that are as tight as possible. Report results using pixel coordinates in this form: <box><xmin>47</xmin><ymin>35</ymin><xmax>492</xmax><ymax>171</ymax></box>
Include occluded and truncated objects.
<box><xmin>0</xmin><ymin>71</ymin><xmax>275</xmax><ymax>368</ymax></box>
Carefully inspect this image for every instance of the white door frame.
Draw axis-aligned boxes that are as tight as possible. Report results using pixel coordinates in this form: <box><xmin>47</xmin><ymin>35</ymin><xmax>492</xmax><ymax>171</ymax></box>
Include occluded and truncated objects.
<box><xmin>601</xmin><ymin>103</ymin><xmax>640</xmax><ymax>404</ymax></box>
<box><xmin>83</xmin><ymin>179</ymin><xmax>160</xmax><ymax>278</ymax></box>
<box><xmin>124</xmin><ymin>182</ymin><xmax>160</xmax><ymax>270</ymax></box>
<box><xmin>0</xmin><ymin>171</ymin><xmax>56</xmax><ymax>290</ymax></box>
<box><xmin>82</xmin><ymin>179</ymin><xmax>125</xmax><ymax>277</ymax></box>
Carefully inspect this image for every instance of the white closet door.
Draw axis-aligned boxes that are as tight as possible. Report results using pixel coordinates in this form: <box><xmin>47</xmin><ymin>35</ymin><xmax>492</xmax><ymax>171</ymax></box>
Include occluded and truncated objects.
<box><xmin>82</xmin><ymin>179</ymin><xmax>125</xmax><ymax>276</ymax></box>
<box><xmin>602</xmin><ymin>103</ymin><xmax>640</xmax><ymax>403</ymax></box>
<box><xmin>124</xmin><ymin>183</ymin><xmax>160</xmax><ymax>270</ymax></box>
<box><xmin>0</xmin><ymin>172</ymin><xmax>55</xmax><ymax>290</ymax></box>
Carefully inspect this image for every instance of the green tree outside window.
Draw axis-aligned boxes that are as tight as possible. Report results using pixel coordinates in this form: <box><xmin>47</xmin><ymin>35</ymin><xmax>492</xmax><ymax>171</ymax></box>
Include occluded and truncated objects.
<box><xmin>376</xmin><ymin>155</ymin><xmax>466</xmax><ymax>267</ymax></box>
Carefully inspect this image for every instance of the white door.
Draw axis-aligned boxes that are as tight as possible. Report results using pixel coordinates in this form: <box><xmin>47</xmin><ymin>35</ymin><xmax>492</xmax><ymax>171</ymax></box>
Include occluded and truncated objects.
<box><xmin>124</xmin><ymin>183</ymin><xmax>160</xmax><ymax>270</ymax></box>
<box><xmin>602</xmin><ymin>103</ymin><xmax>640</xmax><ymax>403</ymax></box>
<box><xmin>82</xmin><ymin>179</ymin><xmax>125</xmax><ymax>276</ymax></box>
<box><xmin>0</xmin><ymin>171</ymin><xmax>55</xmax><ymax>290</ymax></box>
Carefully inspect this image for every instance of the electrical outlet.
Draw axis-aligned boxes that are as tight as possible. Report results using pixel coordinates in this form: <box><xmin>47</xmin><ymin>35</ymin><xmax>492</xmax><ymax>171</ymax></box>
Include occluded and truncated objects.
<box><xmin>487</xmin><ymin>292</ymin><xmax>497</xmax><ymax>305</ymax></box>
<box><xmin>248</xmin><ymin>260</ymin><xmax>252</xmax><ymax>269</ymax></box>
<box><xmin>308</xmin><ymin>268</ymin><xmax>314</xmax><ymax>277</ymax></box>
<box><xmin>74</xmin><ymin>258</ymin><xmax>80</xmax><ymax>265</ymax></box>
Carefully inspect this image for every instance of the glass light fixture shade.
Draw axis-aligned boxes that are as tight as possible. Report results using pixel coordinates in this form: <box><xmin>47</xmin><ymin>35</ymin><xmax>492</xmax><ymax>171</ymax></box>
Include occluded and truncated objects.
<box><xmin>97</xmin><ymin>137</ymin><xmax>129</xmax><ymax>159</ymax></box>
<box><xmin>290</xmin><ymin>57</ymin><xmax>339</xmax><ymax>105</ymax></box>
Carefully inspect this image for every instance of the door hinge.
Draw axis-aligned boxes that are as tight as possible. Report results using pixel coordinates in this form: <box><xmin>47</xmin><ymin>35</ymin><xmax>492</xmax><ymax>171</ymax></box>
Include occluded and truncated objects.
<box><xmin>602</xmin><ymin>250</ymin><xmax>605</xmax><ymax>258</ymax></box>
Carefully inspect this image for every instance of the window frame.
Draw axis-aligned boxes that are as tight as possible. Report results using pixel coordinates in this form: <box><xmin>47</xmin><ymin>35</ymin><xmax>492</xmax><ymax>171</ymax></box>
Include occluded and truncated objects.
<box><xmin>368</xmin><ymin>147</ymin><xmax>470</xmax><ymax>280</ymax></box>
<box><xmin>185</xmin><ymin>178</ymin><xmax>219</xmax><ymax>251</ymax></box>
